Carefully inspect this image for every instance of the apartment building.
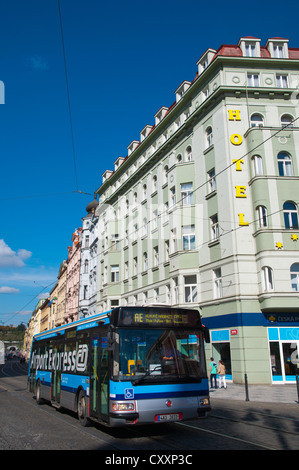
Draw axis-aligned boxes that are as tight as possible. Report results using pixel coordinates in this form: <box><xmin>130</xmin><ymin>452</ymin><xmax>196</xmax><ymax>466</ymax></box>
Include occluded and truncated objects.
<box><xmin>93</xmin><ymin>37</ymin><xmax>299</xmax><ymax>384</ymax></box>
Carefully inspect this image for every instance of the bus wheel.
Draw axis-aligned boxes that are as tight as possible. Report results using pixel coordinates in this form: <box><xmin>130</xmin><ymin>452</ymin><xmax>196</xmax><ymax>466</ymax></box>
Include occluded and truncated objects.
<box><xmin>77</xmin><ymin>390</ymin><xmax>90</xmax><ymax>427</ymax></box>
<box><xmin>36</xmin><ymin>381</ymin><xmax>44</xmax><ymax>405</ymax></box>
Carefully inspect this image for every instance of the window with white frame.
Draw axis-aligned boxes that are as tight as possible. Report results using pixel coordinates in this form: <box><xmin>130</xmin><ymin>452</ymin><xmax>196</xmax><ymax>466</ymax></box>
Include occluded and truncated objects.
<box><xmin>213</xmin><ymin>268</ymin><xmax>223</xmax><ymax>298</ymax></box>
<box><xmin>256</xmin><ymin>205</ymin><xmax>268</xmax><ymax>228</ymax></box>
<box><xmin>245</xmin><ymin>43</ymin><xmax>256</xmax><ymax>57</ymax></box>
<box><xmin>252</xmin><ymin>155</ymin><xmax>263</xmax><ymax>176</ymax></box>
<box><xmin>247</xmin><ymin>73</ymin><xmax>260</xmax><ymax>87</ymax></box>
<box><xmin>283</xmin><ymin>201</ymin><xmax>299</xmax><ymax>229</ymax></box>
<box><xmin>170</xmin><ymin>186</ymin><xmax>176</xmax><ymax>206</ymax></box>
<box><xmin>181</xmin><ymin>182</ymin><xmax>194</xmax><ymax>205</ymax></box>
<box><xmin>173</xmin><ymin>277</ymin><xmax>179</xmax><ymax>304</ymax></box>
<box><xmin>276</xmin><ymin>74</ymin><xmax>288</xmax><ymax>88</ymax></box>
<box><xmin>185</xmin><ymin>146</ymin><xmax>192</xmax><ymax>162</ymax></box>
<box><xmin>111</xmin><ymin>265</ymin><xmax>119</xmax><ymax>283</ymax></box>
<box><xmin>273</xmin><ymin>44</ymin><xmax>284</xmax><ymax>58</ymax></box>
<box><xmin>262</xmin><ymin>266</ymin><xmax>274</xmax><ymax>291</ymax></box>
<box><xmin>210</xmin><ymin>214</ymin><xmax>219</xmax><ymax>241</ymax></box>
<box><xmin>182</xmin><ymin>225</ymin><xmax>196</xmax><ymax>250</ymax></box>
<box><xmin>207</xmin><ymin>168</ymin><xmax>216</xmax><ymax>193</ymax></box>
<box><xmin>143</xmin><ymin>252</ymin><xmax>148</xmax><ymax>271</ymax></box>
<box><xmin>281</xmin><ymin>114</ymin><xmax>293</xmax><ymax>127</ymax></box>
<box><xmin>277</xmin><ymin>152</ymin><xmax>293</xmax><ymax>176</ymax></box>
<box><xmin>111</xmin><ymin>234</ymin><xmax>120</xmax><ymax>251</ymax></box>
<box><xmin>206</xmin><ymin>126</ymin><xmax>213</xmax><ymax>147</ymax></box>
<box><xmin>133</xmin><ymin>257</ymin><xmax>138</xmax><ymax>276</ymax></box>
<box><xmin>154</xmin><ymin>288</ymin><xmax>159</xmax><ymax>302</ymax></box>
<box><xmin>124</xmin><ymin>261</ymin><xmax>128</xmax><ymax>279</ymax></box>
<box><xmin>184</xmin><ymin>275</ymin><xmax>197</xmax><ymax>303</ymax></box>
<box><xmin>290</xmin><ymin>263</ymin><xmax>299</xmax><ymax>291</ymax></box>
<box><xmin>250</xmin><ymin>113</ymin><xmax>264</xmax><ymax>127</ymax></box>
<box><xmin>153</xmin><ymin>246</ymin><xmax>159</xmax><ymax>267</ymax></box>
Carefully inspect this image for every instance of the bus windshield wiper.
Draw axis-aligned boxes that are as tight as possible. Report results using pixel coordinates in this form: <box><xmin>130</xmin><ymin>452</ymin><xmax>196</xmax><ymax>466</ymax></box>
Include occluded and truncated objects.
<box><xmin>131</xmin><ymin>365</ymin><xmax>162</xmax><ymax>385</ymax></box>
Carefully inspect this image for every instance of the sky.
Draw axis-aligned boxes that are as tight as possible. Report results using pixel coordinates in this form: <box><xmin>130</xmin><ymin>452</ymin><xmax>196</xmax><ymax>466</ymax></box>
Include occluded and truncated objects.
<box><xmin>0</xmin><ymin>0</ymin><xmax>299</xmax><ymax>326</ymax></box>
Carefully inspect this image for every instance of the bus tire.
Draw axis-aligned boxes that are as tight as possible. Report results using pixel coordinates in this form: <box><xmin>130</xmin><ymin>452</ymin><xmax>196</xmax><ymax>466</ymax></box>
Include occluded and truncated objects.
<box><xmin>36</xmin><ymin>381</ymin><xmax>44</xmax><ymax>405</ymax></box>
<box><xmin>77</xmin><ymin>389</ymin><xmax>90</xmax><ymax>427</ymax></box>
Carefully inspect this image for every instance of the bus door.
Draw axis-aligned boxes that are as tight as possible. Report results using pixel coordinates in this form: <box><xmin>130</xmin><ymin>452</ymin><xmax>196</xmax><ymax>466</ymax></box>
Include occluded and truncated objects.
<box><xmin>90</xmin><ymin>331</ymin><xmax>109</xmax><ymax>422</ymax></box>
<box><xmin>51</xmin><ymin>343</ymin><xmax>62</xmax><ymax>403</ymax></box>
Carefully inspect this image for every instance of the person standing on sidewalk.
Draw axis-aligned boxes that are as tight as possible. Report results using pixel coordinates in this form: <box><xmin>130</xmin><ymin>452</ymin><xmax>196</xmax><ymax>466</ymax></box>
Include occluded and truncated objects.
<box><xmin>209</xmin><ymin>357</ymin><xmax>217</xmax><ymax>388</ymax></box>
<box><xmin>218</xmin><ymin>360</ymin><xmax>227</xmax><ymax>389</ymax></box>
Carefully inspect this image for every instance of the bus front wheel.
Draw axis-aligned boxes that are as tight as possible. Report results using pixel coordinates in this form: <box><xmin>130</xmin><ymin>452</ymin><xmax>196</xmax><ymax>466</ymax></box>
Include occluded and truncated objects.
<box><xmin>77</xmin><ymin>390</ymin><xmax>90</xmax><ymax>427</ymax></box>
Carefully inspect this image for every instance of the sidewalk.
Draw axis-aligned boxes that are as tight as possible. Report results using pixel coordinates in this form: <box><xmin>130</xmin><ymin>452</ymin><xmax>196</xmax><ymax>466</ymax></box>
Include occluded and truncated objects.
<box><xmin>209</xmin><ymin>383</ymin><xmax>299</xmax><ymax>404</ymax></box>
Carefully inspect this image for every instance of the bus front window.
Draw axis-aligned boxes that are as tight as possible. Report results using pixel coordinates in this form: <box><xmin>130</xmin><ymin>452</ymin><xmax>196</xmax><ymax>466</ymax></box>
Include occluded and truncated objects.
<box><xmin>114</xmin><ymin>329</ymin><xmax>206</xmax><ymax>382</ymax></box>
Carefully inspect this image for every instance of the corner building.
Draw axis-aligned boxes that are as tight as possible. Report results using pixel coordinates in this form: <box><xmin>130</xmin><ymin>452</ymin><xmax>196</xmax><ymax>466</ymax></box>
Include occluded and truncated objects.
<box><xmin>96</xmin><ymin>37</ymin><xmax>299</xmax><ymax>385</ymax></box>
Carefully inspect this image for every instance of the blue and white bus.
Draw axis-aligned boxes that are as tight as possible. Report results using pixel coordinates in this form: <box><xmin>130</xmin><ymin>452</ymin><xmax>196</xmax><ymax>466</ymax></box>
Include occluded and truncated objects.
<box><xmin>28</xmin><ymin>306</ymin><xmax>211</xmax><ymax>427</ymax></box>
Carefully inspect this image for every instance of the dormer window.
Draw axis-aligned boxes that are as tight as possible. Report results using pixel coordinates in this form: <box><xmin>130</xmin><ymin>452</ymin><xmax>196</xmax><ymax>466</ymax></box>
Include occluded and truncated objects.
<box><xmin>140</xmin><ymin>125</ymin><xmax>153</xmax><ymax>142</ymax></box>
<box><xmin>266</xmin><ymin>38</ymin><xmax>289</xmax><ymax>58</ymax></box>
<box><xmin>238</xmin><ymin>37</ymin><xmax>261</xmax><ymax>58</ymax></box>
<box><xmin>127</xmin><ymin>140</ymin><xmax>139</xmax><ymax>155</ymax></box>
<box><xmin>154</xmin><ymin>106</ymin><xmax>168</xmax><ymax>125</ymax></box>
<box><xmin>175</xmin><ymin>80</ymin><xmax>191</xmax><ymax>102</ymax></box>
<box><xmin>196</xmin><ymin>49</ymin><xmax>216</xmax><ymax>75</ymax></box>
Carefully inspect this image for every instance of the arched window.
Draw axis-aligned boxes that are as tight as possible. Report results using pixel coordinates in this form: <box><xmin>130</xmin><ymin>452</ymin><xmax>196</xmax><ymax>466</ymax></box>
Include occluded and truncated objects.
<box><xmin>252</xmin><ymin>155</ymin><xmax>263</xmax><ymax>176</ymax></box>
<box><xmin>262</xmin><ymin>266</ymin><xmax>274</xmax><ymax>291</ymax></box>
<box><xmin>281</xmin><ymin>114</ymin><xmax>294</xmax><ymax>128</ymax></box>
<box><xmin>185</xmin><ymin>146</ymin><xmax>192</xmax><ymax>162</ymax></box>
<box><xmin>290</xmin><ymin>263</ymin><xmax>299</xmax><ymax>291</ymax></box>
<box><xmin>250</xmin><ymin>113</ymin><xmax>264</xmax><ymax>127</ymax></box>
<box><xmin>177</xmin><ymin>153</ymin><xmax>182</xmax><ymax>163</ymax></box>
<box><xmin>283</xmin><ymin>201</ymin><xmax>298</xmax><ymax>229</ymax></box>
<box><xmin>256</xmin><ymin>205</ymin><xmax>268</xmax><ymax>228</ymax></box>
<box><xmin>278</xmin><ymin>152</ymin><xmax>293</xmax><ymax>176</ymax></box>
<box><xmin>206</xmin><ymin>126</ymin><xmax>213</xmax><ymax>147</ymax></box>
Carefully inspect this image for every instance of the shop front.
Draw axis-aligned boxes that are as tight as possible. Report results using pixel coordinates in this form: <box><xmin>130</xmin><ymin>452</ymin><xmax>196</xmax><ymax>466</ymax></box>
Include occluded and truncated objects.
<box><xmin>204</xmin><ymin>312</ymin><xmax>299</xmax><ymax>385</ymax></box>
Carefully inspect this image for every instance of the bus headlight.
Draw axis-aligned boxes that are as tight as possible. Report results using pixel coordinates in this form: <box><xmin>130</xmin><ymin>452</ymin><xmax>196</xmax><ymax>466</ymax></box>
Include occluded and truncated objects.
<box><xmin>111</xmin><ymin>401</ymin><xmax>135</xmax><ymax>412</ymax></box>
<box><xmin>199</xmin><ymin>398</ymin><xmax>210</xmax><ymax>406</ymax></box>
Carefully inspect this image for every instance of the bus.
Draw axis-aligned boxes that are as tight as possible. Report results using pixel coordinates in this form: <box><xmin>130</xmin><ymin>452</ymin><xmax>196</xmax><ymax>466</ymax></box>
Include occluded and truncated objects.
<box><xmin>28</xmin><ymin>306</ymin><xmax>211</xmax><ymax>427</ymax></box>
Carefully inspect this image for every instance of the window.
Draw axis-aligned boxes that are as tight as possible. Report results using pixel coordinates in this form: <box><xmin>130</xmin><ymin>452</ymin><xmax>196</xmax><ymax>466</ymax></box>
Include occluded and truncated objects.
<box><xmin>170</xmin><ymin>186</ymin><xmax>176</xmax><ymax>206</ymax></box>
<box><xmin>250</xmin><ymin>113</ymin><xmax>264</xmax><ymax>127</ymax></box>
<box><xmin>181</xmin><ymin>182</ymin><xmax>194</xmax><ymax>205</ymax></box>
<box><xmin>152</xmin><ymin>175</ymin><xmax>157</xmax><ymax>192</ymax></box>
<box><xmin>111</xmin><ymin>265</ymin><xmax>119</xmax><ymax>283</ymax></box>
<box><xmin>252</xmin><ymin>155</ymin><xmax>263</xmax><ymax>176</ymax></box>
<box><xmin>273</xmin><ymin>44</ymin><xmax>284</xmax><ymax>58</ymax></box>
<box><xmin>153</xmin><ymin>246</ymin><xmax>159</xmax><ymax>267</ymax></box>
<box><xmin>207</xmin><ymin>168</ymin><xmax>216</xmax><ymax>193</ymax></box>
<box><xmin>111</xmin><ymin>234</ymin><xmax>120</xmax><ymax>251</ymax></box>
<box><xmin>154</xmin><ymin>288</ymin><xmax>159</xmax><ymax>303</ymax></box>
<box><xmin>210</xmin><ymin>214</ymin><xmax>219</xmax><ymax>241</ymax></box>
<box><xmin>142</xmin><ymin>217</ymin><xmax>148</xmax><ymax>237</ymax></box>
<box><xmin>206</xmin><ymin>126</ymin><xmax>213</xmax><ymax>147</ymax></box>
<box><xmin>213</xmin><ymin>268</ymin><xmax>222</xmax><ymax>298</ymax></box>
<box><xmin>245</xmin><ymin>43</ymin><xmax>256</xmax><ymax>57</ymax></box>
<box><xmin>133</xmin><ymin>257</ymin><xmax>138</xmax><ymax>276</ymax></box>
<box><xmin>173</xmin><ymin>277</ymin><xmax>179</xmax><ymax>304</ymax></box>
<box><xmin>152</xmin><ymin>209</ymin><xmax>158</xmax><ymax>230</ymax></box>
<box><xmin>277</xmin><ymin>152</ymin><xmax>293</xmax><ymax>176</ymax></box>
<box><xmin>290</xmin><ymin>263</ymin><xmax>299</xmax><ymax>291</ymax></box>
<box><xmin>84</xmin><ymin>259</ymin><xmax>89</xmax><ymax>274</ymax></box>
<box><xmin>256</xmin><ymin>206</ymin><xmax>268</xmax><ymax>228</ymax></box>
<box><xmin>163</xmin><ymin>165</ymin><xmax>169</xmax><ymax>184</ymax></box>
<box><xmin>247</xmin><ymin>73</ymin><xmax>259</xmax><ymax>87</ymax></box>
<box><xmin>184</xmin><ymin>275</ymin><xmax>197</xmax><ymax>303</ymax></box>
<box><xmin>143</xmin><ymin>252</ymin><xmax>148</xmax><ymax>271</ymax></box>
<box><xmin>124</xmin><ymin>261</ymin><xmax>128</xmax><ymax>279</ymax></box>
<box><xmin>283</xmin><ymin>202</ymin><xmax>298</xmax><ymax>229</ymax></box>
<box><xmin>177</xmin><ymin>154</ymin><xmax>182</xmax><ymax>163</ymax></box>
<box><xmin>262</xmin><ymin>266</ymin><xmax>274</xmax><ymax>291</ymax></box>
<box><xmin>276</xmin><ymin>74</ymin><xmax>288</xmax><ymax>88</ymax></box>
<box><xmin>185</xmin><ymin>146</ymin><xmax>192</xmax><ymax>162</ymax></box>
<box><xmin>182</xmin><ymin>225</ymin><xmax>196</xmax><ymax>250</ymax></box>
<box><xmin>281</xmin><ymin>114</ymin><xmax>293</xmax><ymax>128</ymax></box>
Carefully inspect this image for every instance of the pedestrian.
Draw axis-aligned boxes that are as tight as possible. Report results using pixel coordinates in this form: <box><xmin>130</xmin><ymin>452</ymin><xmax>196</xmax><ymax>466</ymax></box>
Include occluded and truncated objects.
<box><xmin>218</xmin><ymin>360</ymin><xmax>227</xmax><ymax>389</ymax></box>
<box><xmin>209</xmin><ymin>357</ymin><xmax>217</xmax><ymax>388</ymax></box>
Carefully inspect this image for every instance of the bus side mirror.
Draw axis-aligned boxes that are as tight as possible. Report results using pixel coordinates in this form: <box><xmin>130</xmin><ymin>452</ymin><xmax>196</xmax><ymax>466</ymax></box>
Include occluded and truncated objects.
<box><xmin>203</xmin><ymin>327</ymin><xmax>210</xmax><ymax>343</ymax></box>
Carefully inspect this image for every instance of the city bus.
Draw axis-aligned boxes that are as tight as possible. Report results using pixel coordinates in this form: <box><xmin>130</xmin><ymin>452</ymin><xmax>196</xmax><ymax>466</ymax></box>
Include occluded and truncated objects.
<box><xmin>28</xmin><ymin>306</ymin><xmax>211</xmax><ymax>427</ymax></box>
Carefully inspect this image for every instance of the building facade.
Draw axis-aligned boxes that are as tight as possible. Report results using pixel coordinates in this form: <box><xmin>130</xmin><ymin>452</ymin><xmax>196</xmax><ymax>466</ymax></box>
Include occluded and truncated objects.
<box><xmin>96</xmin><ymin>36</ymin><xmax>299</xmax><ymax>385</ymax></box>
<box><xmin>79</xmin><ymin>194</ymin><xmax>99</xmax><ymax>319</ymax></box>
<box><xmin>65</xmin><ymin>228</ymin><xmax>82</xmax><ymax>323</ymax></box>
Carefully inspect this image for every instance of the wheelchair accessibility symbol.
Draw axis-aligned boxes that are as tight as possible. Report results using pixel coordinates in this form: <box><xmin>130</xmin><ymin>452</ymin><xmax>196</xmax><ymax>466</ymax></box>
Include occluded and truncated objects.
<box><xmin>124</xmin><ymin>388</ymin><xmax>134</xmax><ymax>399</ymax></box>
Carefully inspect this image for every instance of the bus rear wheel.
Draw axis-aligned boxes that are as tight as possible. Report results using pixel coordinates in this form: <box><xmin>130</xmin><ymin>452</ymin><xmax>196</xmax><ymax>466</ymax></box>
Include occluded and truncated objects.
<box><xmin>36</xmin><ymin>381</ymin><xmax>44</xmax><ymax>405</ymax></box>
<box><xmin>77</xmin><ymin>390</ymin><xmax>90</xmax><ymax>427</ymax></box>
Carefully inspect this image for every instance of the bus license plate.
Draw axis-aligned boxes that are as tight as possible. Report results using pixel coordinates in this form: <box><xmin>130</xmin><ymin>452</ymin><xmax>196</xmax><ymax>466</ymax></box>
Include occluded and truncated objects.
<box><xmin>155</xmin><ymin>413</ymin><xmax>181</xmax><ymax>422</ymax></box>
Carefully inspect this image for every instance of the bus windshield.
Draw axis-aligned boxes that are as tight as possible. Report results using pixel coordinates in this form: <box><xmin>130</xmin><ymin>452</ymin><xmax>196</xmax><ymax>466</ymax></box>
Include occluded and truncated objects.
<box><xmin>113</xmin><ymin>328</ymin><xmax>206</xmax><ymax>382</ymax></box>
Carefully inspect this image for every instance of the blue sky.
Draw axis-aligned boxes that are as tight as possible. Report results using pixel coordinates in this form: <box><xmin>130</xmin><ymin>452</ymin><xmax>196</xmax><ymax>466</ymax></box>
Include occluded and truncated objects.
<box><xmin>0</xmin><ymin>0</ymin><xmax>298</xmax><ymax>326</ymax></box>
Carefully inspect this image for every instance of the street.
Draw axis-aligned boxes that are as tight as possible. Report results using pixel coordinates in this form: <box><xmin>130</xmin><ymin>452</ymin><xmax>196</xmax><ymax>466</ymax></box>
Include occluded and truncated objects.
<box><xmin>1</xmin><ymin>359</ymin><xmax>299</xmax><ymax>452</ymax></box>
